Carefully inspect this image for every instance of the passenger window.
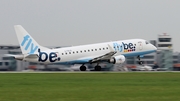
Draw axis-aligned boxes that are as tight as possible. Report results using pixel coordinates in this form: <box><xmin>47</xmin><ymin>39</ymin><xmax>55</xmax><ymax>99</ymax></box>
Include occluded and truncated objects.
<box><xmin>84</xmin><ymin>50</ymin><xmax>86</xmax><ymax>52</ymax></box>
<box><xmin>91</xmin><ymin>49</ymin><xmax>93</xmax><ymax>51</ymax></box>
<box><xmin>62</xmin><ymin>53</ymin><xmax>64</xmax><ymax>55</ymax></box>
<box><xmin>88</xmin><ymin>50</ymin><xmax>90</xmax><ymax>52</ymax></box>
<box><xmin>106</xmin><ymin>47</ymin><xmax>108</xmax><ymax>49</ymax></box>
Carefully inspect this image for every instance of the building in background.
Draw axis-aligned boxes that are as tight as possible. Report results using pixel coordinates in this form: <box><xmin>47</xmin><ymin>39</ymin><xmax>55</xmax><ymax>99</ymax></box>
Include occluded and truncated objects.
<box><xmin>0</xmin><ymin>45</ymin><xmax>20</xmax><ymax>71</ymax></box>
<box><xmin>156</xmin><ymin>33</ymin><xmax>173</xmax><ymax>70</ymax></box>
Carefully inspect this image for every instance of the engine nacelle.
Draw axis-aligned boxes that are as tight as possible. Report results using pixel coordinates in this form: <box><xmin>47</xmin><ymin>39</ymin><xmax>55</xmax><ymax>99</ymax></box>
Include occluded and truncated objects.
<box><xmin>109</xmin><ymin>55</ymin><xmax>126</xmax><ymax>64</ymax></box>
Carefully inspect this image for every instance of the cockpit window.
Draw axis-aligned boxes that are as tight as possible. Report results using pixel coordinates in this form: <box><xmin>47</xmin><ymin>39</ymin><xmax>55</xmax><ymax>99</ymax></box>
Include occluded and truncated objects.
<box><xmin>145</xmin><ymin>41</ymin><xmax>149</xmax><ymax>44</ymax></box>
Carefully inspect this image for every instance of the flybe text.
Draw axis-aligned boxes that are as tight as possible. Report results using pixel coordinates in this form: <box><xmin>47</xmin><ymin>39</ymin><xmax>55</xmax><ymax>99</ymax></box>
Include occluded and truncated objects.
<box><xmin>21</xmin><ymin>35</ymin><xmax>38</xmax><ymax>54</ymax></box>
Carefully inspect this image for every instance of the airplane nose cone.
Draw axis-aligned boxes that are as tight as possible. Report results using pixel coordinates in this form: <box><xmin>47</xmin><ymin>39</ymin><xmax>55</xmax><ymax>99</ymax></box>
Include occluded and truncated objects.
<box><xmin>151</xmin><ymin>44</ymin><xmax>157</xmax><ymax>51</ymax></box>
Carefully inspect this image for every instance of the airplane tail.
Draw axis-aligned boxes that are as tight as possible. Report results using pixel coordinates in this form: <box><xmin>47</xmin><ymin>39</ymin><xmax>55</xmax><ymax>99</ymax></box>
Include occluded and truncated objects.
<box><xmin>14</xmin><ymin>25</ymin><xmax>49</xmax><ymax>54</ymax></box>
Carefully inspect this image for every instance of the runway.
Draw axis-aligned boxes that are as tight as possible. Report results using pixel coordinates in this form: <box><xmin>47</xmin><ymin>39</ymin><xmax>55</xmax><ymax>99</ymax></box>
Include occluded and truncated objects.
<box><xmin>0</xmin><ymin>71</ymin><xmax>180</xmax><ymax>73</ymax></box>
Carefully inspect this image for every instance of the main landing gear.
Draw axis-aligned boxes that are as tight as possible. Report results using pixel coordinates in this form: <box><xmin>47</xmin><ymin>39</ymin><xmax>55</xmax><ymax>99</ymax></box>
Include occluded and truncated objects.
<box><xmin>137</xmin><ymin>55</ymin><xmax>143</xmax><ymax>65</ymax></box>
<box><xmin>80</xmin><ymin>65</ymin><xmax>86</xmax><ymax>71</ymax></box>
<box><xmin>94</xmin><ymin>65</ymin><xmax>101</xmax><ymax>71</ymax></box>
<box><xmin>79</xmin><ymin>64</ymin><xmax>102</xmax><ymax>71</ymax></box>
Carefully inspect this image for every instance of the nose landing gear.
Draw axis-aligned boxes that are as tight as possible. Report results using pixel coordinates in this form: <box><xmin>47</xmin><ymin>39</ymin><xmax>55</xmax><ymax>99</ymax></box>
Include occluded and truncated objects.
<box><xmin>137</xmin><ymin>55</ymin><xmax>143</xmax><ymax>65</ymax></box>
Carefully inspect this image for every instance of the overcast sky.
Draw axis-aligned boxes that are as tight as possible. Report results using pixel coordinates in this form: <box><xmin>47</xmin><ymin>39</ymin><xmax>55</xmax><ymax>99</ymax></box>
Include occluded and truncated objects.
<box><xmin>0</xmin><ymin>0</ymin><xmax>180</xmax><ymax>51</ymax></box>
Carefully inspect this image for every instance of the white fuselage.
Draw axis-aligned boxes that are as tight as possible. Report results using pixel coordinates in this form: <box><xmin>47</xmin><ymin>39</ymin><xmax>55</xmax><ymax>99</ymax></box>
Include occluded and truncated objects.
<box><xmin>23</xmin><ymin>39</ymin><xmax>157</xmax><ymax>65</ymax></box>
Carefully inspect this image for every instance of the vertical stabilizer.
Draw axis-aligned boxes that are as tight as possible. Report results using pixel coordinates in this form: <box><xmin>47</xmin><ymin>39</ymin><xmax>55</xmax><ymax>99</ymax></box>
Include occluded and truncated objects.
<box><xmin>14</xmin><ymin>25</ymin><xmax>49</xmax><ymax>54</ymax></box>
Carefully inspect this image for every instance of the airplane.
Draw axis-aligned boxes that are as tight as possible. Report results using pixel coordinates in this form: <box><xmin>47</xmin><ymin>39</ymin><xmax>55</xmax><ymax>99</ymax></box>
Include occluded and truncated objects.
<box><xmin>6</xmin><ymin>25</ymin><xmax>157</xmax><ymax>71</ymax></box>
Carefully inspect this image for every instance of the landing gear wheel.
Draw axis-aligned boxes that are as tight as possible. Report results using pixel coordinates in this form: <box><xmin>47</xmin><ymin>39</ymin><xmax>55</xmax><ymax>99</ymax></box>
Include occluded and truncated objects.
<box><xmin>95</xmin><ymin>66</ymin><xmax>101</xmax><ymax>71</ymax></box>
<box><xmin>137</xmin><ymin>55</ymin><xmax>143</xmax><ymax>65</ymax></box>
<box><xmin>80</xmin><ymin>65</ymin><xmax>86</xmax><ymax>71</ymax></box>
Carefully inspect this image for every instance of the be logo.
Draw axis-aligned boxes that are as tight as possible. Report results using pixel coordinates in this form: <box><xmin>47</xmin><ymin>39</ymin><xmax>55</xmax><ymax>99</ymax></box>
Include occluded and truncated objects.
<box><xmin>113</xmin><ymin>42</ymin><xmax>136</xmax><ymax>52</ymax></box>
<box><xmin>38</xmin><ymin>49</ymin><xmax>61</xmax><ymax>62</ymax></box>
<box><xmin>122</xmin><ymin>42</ymin><xmax>136</xmax><ymax>52</ymax></box>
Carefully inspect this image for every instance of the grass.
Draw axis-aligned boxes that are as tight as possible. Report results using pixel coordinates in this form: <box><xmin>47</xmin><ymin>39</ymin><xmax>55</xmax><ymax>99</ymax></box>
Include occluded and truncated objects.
<box><xmin>0</xmin><ymin>72</ymin><xmax>180</xmax><ymax>101</ymax></box>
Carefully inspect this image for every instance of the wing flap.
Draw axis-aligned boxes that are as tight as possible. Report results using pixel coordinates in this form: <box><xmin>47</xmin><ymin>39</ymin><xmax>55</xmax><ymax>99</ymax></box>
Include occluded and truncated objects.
<box><xmin>89</xmin><ymin>51</ymin><xmax>116</xmax><ymax>63</ymax></box>
<box><xmin>4</xmin><ymin>54</ymin><xmax>24</xmax><ymax>60</ymax></box>
<box><xmin>89</xmin><ymin>44</ymin><xmax>117</xmax><ymax>63</ymax></box>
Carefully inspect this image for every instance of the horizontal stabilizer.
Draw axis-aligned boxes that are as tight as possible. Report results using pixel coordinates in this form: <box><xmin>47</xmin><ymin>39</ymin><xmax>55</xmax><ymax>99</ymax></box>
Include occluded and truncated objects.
<box><xmin>4</xmin><ymin>54</ymin><xmax>24</xmax><ymax>60</ymax></box>
<box><xmin>25</xmin><ymin>54</ymin><xmax>39</xmax><ymax>58</ymax></box>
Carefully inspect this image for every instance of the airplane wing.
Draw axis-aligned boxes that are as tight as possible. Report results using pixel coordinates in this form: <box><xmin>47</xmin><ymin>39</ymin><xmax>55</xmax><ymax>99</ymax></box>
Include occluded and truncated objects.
<box><xmin>89</xmin><ymin>44</ymin><xmax>117</xmax><ymax>63</ymax></box>
<box><xmin>89</xmin><ymin>51</ymin><xmax>117</xmax><ymax>63</ymax></box>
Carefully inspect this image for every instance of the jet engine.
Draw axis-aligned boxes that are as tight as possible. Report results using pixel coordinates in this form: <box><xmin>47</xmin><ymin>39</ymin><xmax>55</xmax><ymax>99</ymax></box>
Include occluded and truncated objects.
<box><xmin>109</xmin><ymin>55</ymin><xmax>126</xmax><ymax>64</ymax></box>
